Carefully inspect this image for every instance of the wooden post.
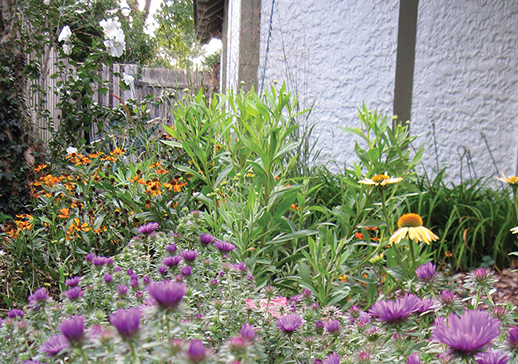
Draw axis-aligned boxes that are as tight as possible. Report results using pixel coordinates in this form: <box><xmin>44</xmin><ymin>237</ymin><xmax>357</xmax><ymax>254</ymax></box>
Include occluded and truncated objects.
<box><xmin>393</xmin><ymin>0</ymin><xmax>419</xmax><ymax>129</ymax></box>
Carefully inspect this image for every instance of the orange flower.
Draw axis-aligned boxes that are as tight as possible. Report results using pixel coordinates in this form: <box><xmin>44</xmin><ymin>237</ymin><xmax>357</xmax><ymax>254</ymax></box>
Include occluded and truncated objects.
<box><xmin>69</xmin><ymin>218</ymin><xmax>89</xmax><ymax>232</ymax></box>
<box><xmin>110</xmin><ymin>147</ymin><xmax>125</xmax><ymax>156</ymax></box>
<box><xmin>130</xmin><ymin>175</ymin><xmax>140</xmax><ymax>182</ymax></box>
<box><xmin>15</xmin><ymin>220</ymin><xmax>33</xmax><ymax>231</ymax></box>
<box><xmin>290</xmin><ymin>204</ymin><xmax>301</xmax><ymax>211</ymax></box>
<box><xmin>89</xmin><ymin>152</ymin><xmax>103</xmax><ymax>159</ymax></box>
<box><xmin>146</xmin><ymin>180</ymin><xmax>162</xmax><ymax>196</ymax></box>
<box><xmin>16</xmin><ymin>214</ymin><xmax>33</xmax><ymax>220</ymax></box>
<box><xmin>101</xmin><ymin>155</ymin><xmax>117</xmax><ymax>162</ymax></box>
<box><xmin>338</xmin><ymin>275</ymin><xmax>348</xmax><ymax>282</ymax></box>
<box><xmin>70</xmin><ymin>201</ymin><xmax>84</xmax><ymax>209</ymax></box>
<box><xmin>150</xmin><ymin>162</ymin><xmax>161</xmax><ymax>169</ymax></box>
<box><xmin>366</xmin><ymin>226</ymin><xmax>378</xmax><ymax>231</ymax></box>
<box><xmin>35</xmin><ymin>164</ymin><xmax>47</xmax><ymax>172</ymax></box>
<box><xmin>355</xmin><ymin>232</ymin><xmax>364</xmax><ymax>240</ymax></box>
<box><xmin>445</xmin><ymin>250</ymin><xmax>453</xmax><ymax>258</ymax></box>
<box><xmin>57</xmin><ymin>208</ymin><xmax>70</xmax><ymax>219</ymax></box>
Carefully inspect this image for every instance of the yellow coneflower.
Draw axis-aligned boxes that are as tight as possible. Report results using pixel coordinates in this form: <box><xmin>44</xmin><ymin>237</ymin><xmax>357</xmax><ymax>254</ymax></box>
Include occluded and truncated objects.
<box><xmin>358</xmin><ymin>174</ymin><xmax>403</xmax><ymax>187</ymax></box>
<box><xmin>389</xmin><ymin>213</ymin><xmax>439</xmax><ymax>245</ymax></box>
<box><xmin>496</xmin><ymin>173</ymin><xmax>518</xmax><ymax>188</ymax></box>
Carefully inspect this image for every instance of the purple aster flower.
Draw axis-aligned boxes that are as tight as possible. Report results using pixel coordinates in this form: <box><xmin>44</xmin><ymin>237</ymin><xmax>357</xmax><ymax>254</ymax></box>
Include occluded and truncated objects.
<box><xmin>118</xmin><ymin>284</ymin><xmax>128</xmax><ymax>295</ymax></box>
<box><xmin>7</xmin><ymin>309</ymin><xmax>24</xmax><ymax>318</ymax></box>
<box><xmin>440</xmin><ymin>289</ymin><xmax>456</xmax><ymax>304</ymax></box>
<box><xmin>325</xmin><ymin>319</ymin><xmax>340</xmax><ymax>334</ymax></box>
<box><xmin>104</xmin><ymin>273</ymin><xmax>113</xmax><ymax>283</ymax></box>
<box><xmin>64</xmin><ymin>286</ymin><xmax>83</xmax><ymax>301</ymax></box>
<box><xmin>200</xmin><ymin>232</ymin><xmax>215</xmax><ymax>245</ymax></box>
<box><xmin>240</xmin><ymin>323</ymin><xmax>255</xmax><ymax>341</ymax></box>
<box><xmin>166</xmin><ymin>244</ymin><xmax>177</xmax><ymax>253</ymax></box>
<box><xmin>323</xmin><ymin>351</ymin><xmax>341</xmax><ymax>364</ymax></box>
<box><xmin>350</xmin><ymin>305</ymin><xmax>360</xmax><ymax>316</ymax></box>
<box><xmin>213</xmin><ymin>240</ymin><xmax>236</xmax><ymax>253</ymax></box>
<box><xmin>369</xmin><ymin>293</ymin><xmax>421</xmax><ymax>323</ymax></box>
<box><xmin>146</xmin><ymin>280</ymin><xmax>187</xmax><ymax>310</ymax></box>
<box><xmin>92</xmin><ymin>256</ymin><xmax>109</xmax><ymax>266</ymax></box>
<box><xmin>127</xmin><ymin>269</ymin><xmax>134</xmax><ymax>276</ymax></box>
<box><xmin>85</xmin><ymin>253</ymin><xmax>94</xmax><ymax>262</ymax></box>
<box><xmin>407</xmin><ymin>353</ymin><xmax>421</xmax><ymax>364</ymax></box>
<box><xmin>181</xmin><ymin>250</ymin><xmax>199</xmax><ymax>262</ymax></box>
<box><xmin>109</xmin><ymin>307</ymin><xmax>141</xmax><ymax>339</ymax></box>
<box><xmin>415</xmin><ymin>262</ymin><xmax>436</xmax><ymax>281</ymax></box>
<box><xmin>229</xmin><ymin>336</ymin><xmax>246</xmax><ymax>354</ymax></box>
<box><xmin>358</xmin><ymin>351</ymin><xmax>370</xmax><ymax>363</ymax></box>
<box><xmin>41</xmin><ymin>334</ymin><xmax>68</xmax><ymax>356</ymax></box>
<box><xmin>175</xmin><ymin>274</ymin><xmax>183</xmax><ymax>282</ymax></box>
<box><xmin>315</xmin><ymin>360</ymin><xmax>323</xmax><ymax>364</ymax></box>
<box><xmin>163</xmin><ymin>255</ymin><xmax>182</xmax><ymax>267</ymax></box>
<box><xmin>432</xmin><ymin>310</ymin><xmax>501</xmax><ymax>355</ymax></box>
<box><xmin>58</xmin><ymin>315</ymin><xmax>84</xmax><ymax>343</ymax></box>
<box><xmin>158</xmin><ymin>265</ymin><xmax>168</xmax><ymax>275</ymax></box>
<box><xmin>28</xmin><ymin>288</ymin><xmax>50</xmax><ymax>306</ymax></box>
<box><xmin>137</xmin><ymin>222</ymin><xmax>159</xmax><ymax>234</ymax></box>
<box><xmin>210</xmin><ymin>278</ymin><xmax>218</xmax><ymax>286</ymax></box>
<box><xmin>219</xmin><ymin>271</ymin><xmax>225</xmax><ymax>277</ymax></box>
<box><xmin>357</xmin><ymin>312</ymin><xmax>372</xmax><ymax>324</ymax></box>
<box><xmin>130</xmin><ymin>278</ymin><xmax>139</xmax><ymax>288</ymax></box>
<box><xmin>289</xmin><ymin>294</ymin><xmax>303</xmax><ymax>304</ymax></box>
<box><xmin>187</xmin><ymin>339</ymin><xmax>207</xmax><ymax>363</ymax></box>
<box><xmin>105</xmin><ymin>258</ymin><xmax>113</xmax><ymax>265</ymax></box>
<box><xmin>302</xmin><ymin>288</ymin><xmax>313</xmax><ymax>298</ymax></box>
<box><xmin>475</xmin><ymin>351</ymin><xmax>509</xmax><ymax>364</ymax></box>
<box><xmin>114</xmin><ymin>266</ymin><xmax>122</xmax><ymax>272</ymax></box>
<box><xmin>65</xmin><ymin>276</ymin><xmax>82</xmax><ymax>287</ymax></box>
<box><xmin>277</xmin><ymin>313</ymin><xmax>304</xmax><ymax>333</ymax></box>
<box><xmin>135</xmin><ymin>291</ymin><xmax>143</xmax><ymax>299</ymax></box>
<box><xmin>181</xmin><ymin>265</ymin><xmax>192</xmax><ymax>276</ymax></box>
<box><xmin>507</xmin><ymin>326</ymin><xmax>518</xmax><ymax>348</ymax></box>
<box><xmin>311</xmin><ymin>302</ymin><xmax>319</xmax><ymax>310</ymax></box>
<box><xmin>316</xmin><ymin>320</ymin><xmax>325</xmax><ymax>330</ymax></box>
<box><xmin>143</xmin><ymin>275</ymin><xmax>151</xmax><ymax>285</ymax></box>
<box><xmin>247</xmin><ymin>274</ymin><xmax>254</xmax><ymax>281</ymax></box>
<box><xmin>417</xmin><ymin>298</ymin><xmax>434</xmax><ymax>313</ymax></box>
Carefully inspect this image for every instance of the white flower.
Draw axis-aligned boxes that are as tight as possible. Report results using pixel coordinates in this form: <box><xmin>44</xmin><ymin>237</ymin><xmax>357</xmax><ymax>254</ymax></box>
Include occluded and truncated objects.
<box><xmin>122</xmin><ymin>72</ymin><xmax>134</xmax><ymax>86</ymax></box>
<box><xmin>58</xmin><ymin>25</ymin><xmax>72</xmax><ymax>43</ymax></box>
<box><xmin>99</xmin><ymin>18</ymin><xmax>126</xmax><ymax>58</ymax></box>
<box><xmin>62</xmin><ymin>43</ymin><xmax>73</xmax><ymax>56</ymax></box>
<box><xmin>66</xmin><ymin>146</ymin><xmax>78</xmax><ymax>155</ymax></box>
<box><xmin>44</xmin><ymin>0</ymin><xmax>50</xmax><ymax>5</ymax></box>
<box><xmin>120</xmin><ymin>0</ymin><xmax>131</xmax><ymax>16</ymax></box>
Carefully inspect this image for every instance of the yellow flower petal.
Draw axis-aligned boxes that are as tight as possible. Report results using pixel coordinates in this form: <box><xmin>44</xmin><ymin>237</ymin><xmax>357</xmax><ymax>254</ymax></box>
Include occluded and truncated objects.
<box><xmin>389</xmin><ymin>227</ymin><xmax>408</xmax><ymax>245</ymax></box>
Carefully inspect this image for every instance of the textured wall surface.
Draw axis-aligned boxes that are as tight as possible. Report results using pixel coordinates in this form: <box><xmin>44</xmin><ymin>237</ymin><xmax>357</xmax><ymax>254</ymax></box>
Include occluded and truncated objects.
<box><xmin>258</xmin><ymin>0</ymin><xmax>399</xmax><ymax>169</ymax></box>
<box><xmin>413</xmin><ymin>1</ymin><xmax>518</xmax><ymax>183</ymax></box>
<box><xmin>258</xmin><ymin>0</ymin><xmax>518</xmax><ymax>182</ymax></box>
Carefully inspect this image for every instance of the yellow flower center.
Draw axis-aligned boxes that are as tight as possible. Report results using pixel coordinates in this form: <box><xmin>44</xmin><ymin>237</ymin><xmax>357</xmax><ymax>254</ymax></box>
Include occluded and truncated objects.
<box><xmin>371</xmin><ymin>174</ymin><xmax>389</xmax><ymax>183</ymax></box>
<box><xmin>397</xmin><ymin>213</ymin><xmax>423</xmax><ymax>228</ymax></box>
<box><xmin>508</xmin><ymin>176</ymin><xmax>518</xmax><ymax>185</ymax></box>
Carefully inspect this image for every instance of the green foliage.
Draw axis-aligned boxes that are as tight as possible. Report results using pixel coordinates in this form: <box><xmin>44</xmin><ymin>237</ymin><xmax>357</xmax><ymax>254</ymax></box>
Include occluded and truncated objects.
<box><xmin>154</xmin><ymin>0</ymin><xmax>200</xmax><ymax>68</ymax></box>
<box><xmin>406</xmin><ymin>171</ymin><xmax>518</xmax><ymax>271</ymax></box>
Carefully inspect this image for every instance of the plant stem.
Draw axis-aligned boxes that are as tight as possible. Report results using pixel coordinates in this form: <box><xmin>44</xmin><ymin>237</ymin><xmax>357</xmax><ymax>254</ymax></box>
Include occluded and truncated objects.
<box><xmin>287</xmin><ymin>335</ymin><xmax>301</xmax><ymax>364</ymax></box>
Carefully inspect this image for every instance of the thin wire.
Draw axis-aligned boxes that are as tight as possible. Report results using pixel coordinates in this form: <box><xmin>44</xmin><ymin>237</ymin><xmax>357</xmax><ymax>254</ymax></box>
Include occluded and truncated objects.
<box><xmin>260</xmin><ymin>0</ymin><xmax>275</xmax><ymax>96</ymax></box>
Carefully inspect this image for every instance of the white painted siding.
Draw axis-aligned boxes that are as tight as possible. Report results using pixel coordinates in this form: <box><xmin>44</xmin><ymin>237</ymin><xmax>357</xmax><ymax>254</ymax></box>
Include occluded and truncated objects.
<box><xmin>258</xmin><ymin>0</ymin><xmax>518</xmax><ymax>183</ymax></box>
<box><xmin>226</xmin><ymin>0</ymin><xmax>242</xmax><ymax>92</ymax></box>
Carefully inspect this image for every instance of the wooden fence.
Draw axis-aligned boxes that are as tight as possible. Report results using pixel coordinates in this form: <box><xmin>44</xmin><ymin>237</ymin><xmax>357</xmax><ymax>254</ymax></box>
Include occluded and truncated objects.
<box><xmin>27</xmin><ymin>47</ymin><xmax>214</xmax><ymax>143</ymax></box>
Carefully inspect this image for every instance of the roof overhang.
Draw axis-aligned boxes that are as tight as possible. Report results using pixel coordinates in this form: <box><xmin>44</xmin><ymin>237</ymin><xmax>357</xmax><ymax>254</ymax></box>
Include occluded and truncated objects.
<box><xmin>193</xmin><ymin>0</ymin><xmax>225</xmax><ymax>44</ymax></box>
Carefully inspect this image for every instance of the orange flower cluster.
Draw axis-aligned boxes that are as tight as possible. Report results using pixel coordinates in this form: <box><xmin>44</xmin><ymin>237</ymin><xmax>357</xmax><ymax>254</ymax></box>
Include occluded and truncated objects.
<box><xmin>4</xmin><ymin>214</ymin><xmax>34</xmax><ymax>239</ymax></box>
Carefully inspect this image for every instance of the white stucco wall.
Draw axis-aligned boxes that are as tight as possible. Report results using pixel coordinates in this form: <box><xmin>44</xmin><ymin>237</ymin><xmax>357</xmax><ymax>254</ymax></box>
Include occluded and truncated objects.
<box><xmin>412</xmin><ymin>1</ymin><xmax>518</xmax><ymax>182</ymax></box>
<box><xmin>226</xmin><ymin>0</ymin><xmax>241</xmax><ymax>92</ymax></box>
<box><xmin>258</xmin><ymin>0</ymin><xmax>518</xmax><ymax>182</ymax></box>
<box><xmin>259</xmin><ymin>0</ymin><xmax>400</xmax><ymax>169</ymax></box>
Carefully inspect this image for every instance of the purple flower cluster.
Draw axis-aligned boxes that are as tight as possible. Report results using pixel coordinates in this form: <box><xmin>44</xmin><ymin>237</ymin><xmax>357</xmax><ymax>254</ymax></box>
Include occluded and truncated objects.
<box><xmin>432</xmin><ymin>310</ymin><xmax>501</xmax><ymax>355</ymax></box>
<box><xmin>475</xmin><ymin>351</ymin><xmax>509</xmax><ymax>364</ymax></box>
<box><xmin>28</xmin><ymin>288</ymin><xmax>50</xmax><ymax>306</ymax></box>
<box><xmin>7</xmin><ymin>309</ymin><xmax>24</xmax><ymax>318</ymax></box>
<box><xmin>137</xmin><ymin>222</ymin><xmax>159</xmax><ymax>234</ymax></box>
<box><xmin>163</xmin><ymin>255</ymin><xmax>182</xmax><ymax>267</ymax></box>
<box><xmin>58</xmin><ymin>315</ymin><xmax>84</xmax><ymax>343</ymax></box>
<box><xmin>147</xmin><ymin>280</ymin><xmax>187</xmax><ymax>310</ymax></box>
<box><xmin>41</xmin><ymin>334</ymin><xmax>68</xmax><ymax>356</ymax></box>
<box><xmin>181</xmin><ymin>250</ymin><xmax>199</xmax><ymax>262</ymax></box>
<box><xmin>415</xmin><ymin>262</ymin><xmax>436</xmax><ymax>281</ymax></box>
<box><xmin>277</xmin><ymin>313</ymin><xmax>304</xmax><ymax>333</ymax></box>
<box><xmin>64</xmin><ymin>286</ymin><xmax>84</xmax><ymax>301</ymax></box>
<box><xmin>323</xmin><ymin>351</ymin><xmax>341</xmax><ymax>364</ymax></box>
<box><xmin>325</xmin><ymin>320</ymin><xmax>340</xmax><ymax>334</ymax></box>
<box><xmin>200</xmin><ymin>232</ymin><xmax>215</xmax><ymax>245</ymax></box>
<box><xmin>65</xmin><ymin>276</ymin><xmax>82</xmax><ymax>287</ymax></box>
<box><xmin>213</xmin><ymin>240</ymin><xmax>236</xmax><ymax>253</ymax></box>
<box><xmin>187</xmin><ymin>339</ymin><xmax>207</xmax><ymax>363</ymax></box>
<box><xmin>368</xmin><ymin>293</ymin><xmax>421</xmax><ymax>323</ymax></box>
<box><xmin>109</xmin><ymin>307</ymin><xmax>141</xmax><ymax>339</ymax></box>
<box><xmin>90</xmin><ymin>255</ymin><xmax>113</xmax><ymax>266</ymax></box>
